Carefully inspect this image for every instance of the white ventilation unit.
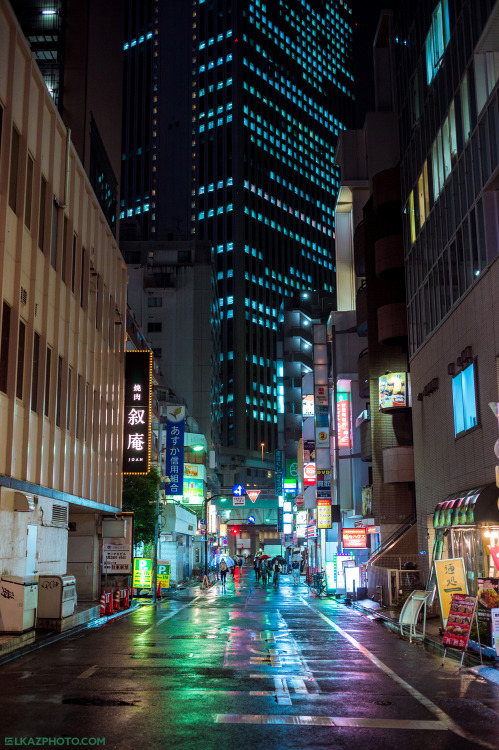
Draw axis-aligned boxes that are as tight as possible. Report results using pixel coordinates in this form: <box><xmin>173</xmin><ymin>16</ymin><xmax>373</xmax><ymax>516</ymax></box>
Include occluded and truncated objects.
<box><xmin>51</xmin><ymin>503</ymin><xmax>69</xmax><ymax>527</ymax></box>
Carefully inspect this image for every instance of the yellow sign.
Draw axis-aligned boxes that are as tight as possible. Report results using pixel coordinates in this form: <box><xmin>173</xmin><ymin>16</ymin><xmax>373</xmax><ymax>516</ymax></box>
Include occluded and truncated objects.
<box><xmin>133</xmin><ymin>557</ymin><xmax>152</xmax><ymax>588</ymax></box>
<box><xmin>317</xmin><ymin>500</ymin><xmax>332</xmax><ymax>529</ymax></box>
<box><xmin>157</xmin><ymin>561</ymin><xmax>171</xmax><ymax>589</ymax></box>
<box><xmin>434</xmin><ymin>558</ymin><xmax>468</xmax><ymax>623</ymax></box>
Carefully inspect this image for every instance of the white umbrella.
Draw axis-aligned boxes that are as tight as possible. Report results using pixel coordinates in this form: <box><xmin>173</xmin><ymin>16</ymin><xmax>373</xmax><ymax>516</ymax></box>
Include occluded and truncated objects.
<box><xmin>221</xmin><ymin>555</ymin><xmax>235</xmax><ymax>567</ymax></box>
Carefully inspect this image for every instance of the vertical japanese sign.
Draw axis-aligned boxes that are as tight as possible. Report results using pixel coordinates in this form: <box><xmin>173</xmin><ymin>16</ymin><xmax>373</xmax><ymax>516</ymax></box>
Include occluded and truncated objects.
<box><xmin>434</xmin><ymin>558</ymin><xmax>468</xmax><ymax>624</ymax></box>
<box><xmin>337</xmin><ymin>392</ymin><xmax>351</xmax><ymax>448</ymax></box>
<box><xmin>164</xmin><ymin>405</ymin><xmax>185</xmax><ymax>496</ymax></box>
<box><xmin>123</xmin><ymin>351</ymin><xmax>152</xmax><ymax>475</ymax></box>
<box><xmin>275</xmin><ymin>450</ymin><xmax>283</xmax><ymax>495</ymax></box>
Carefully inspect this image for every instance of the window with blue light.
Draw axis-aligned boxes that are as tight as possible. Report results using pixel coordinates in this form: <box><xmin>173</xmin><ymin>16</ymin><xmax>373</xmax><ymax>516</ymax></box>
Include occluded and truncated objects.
<box><xmin>452</xmin><ymin>363</ymin><xmax>478</xmax><ymax>436</ymax></box>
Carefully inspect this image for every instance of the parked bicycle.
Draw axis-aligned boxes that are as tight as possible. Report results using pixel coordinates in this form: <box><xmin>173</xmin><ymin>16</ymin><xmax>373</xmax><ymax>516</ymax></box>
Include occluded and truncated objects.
<box><xmin>309</xmin><ymin>569</ymin><xmax>328</xmax><ymax>598</ymax></box>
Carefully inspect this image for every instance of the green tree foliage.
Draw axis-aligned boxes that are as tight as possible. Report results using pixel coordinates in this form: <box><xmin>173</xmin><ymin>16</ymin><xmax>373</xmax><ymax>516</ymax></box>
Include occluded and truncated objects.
<box><xmin>122</xmin><ymin>467</ymin><xmax>160</xmax><ymax>545</ymax></box>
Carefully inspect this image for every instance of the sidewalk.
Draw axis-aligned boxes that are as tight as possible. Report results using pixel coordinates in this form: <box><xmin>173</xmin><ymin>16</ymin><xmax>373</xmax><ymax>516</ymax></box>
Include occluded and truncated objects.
<box><xmin>352</xmin><ymin>597</ymin><xmax>499</xmax><ymax>686</ymax></box>
<box><xmin>0</xmin><ymin>576</ymin><xmax>201</xmax><ymax>665</ymax></box>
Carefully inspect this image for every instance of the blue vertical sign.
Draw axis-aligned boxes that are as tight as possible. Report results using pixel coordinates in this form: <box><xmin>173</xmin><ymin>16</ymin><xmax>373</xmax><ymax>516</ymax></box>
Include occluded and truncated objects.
<box><xmin>274</xmin><ymin>450</ymin><xmax>283</xmax><ymax>495</ymax></box>
<box><xmin>164</xmin><ymin>405</ymin><xmax>185</xmax><ymax>496</ymax></box>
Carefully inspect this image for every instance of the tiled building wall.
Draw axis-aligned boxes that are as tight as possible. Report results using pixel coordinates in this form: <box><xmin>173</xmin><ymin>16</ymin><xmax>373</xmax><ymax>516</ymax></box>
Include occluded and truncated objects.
<box><xmin>410</xmin><ymin>259</ymin><xmax>499</xmax><ymax>567</ymax></box>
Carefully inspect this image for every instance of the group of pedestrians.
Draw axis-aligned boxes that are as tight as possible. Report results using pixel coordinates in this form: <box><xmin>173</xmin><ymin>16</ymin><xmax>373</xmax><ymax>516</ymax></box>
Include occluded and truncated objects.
<box><xmin>254</xmin><ymin>557</ymin><xmax>282</xmax><ymax>588</ymax></box>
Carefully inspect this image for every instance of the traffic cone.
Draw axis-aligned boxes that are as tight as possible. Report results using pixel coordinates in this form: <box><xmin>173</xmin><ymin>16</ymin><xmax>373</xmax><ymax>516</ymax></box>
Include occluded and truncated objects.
<box><xmin>114</xmin><ymin>588</ymin><xmax>120</xmax><ymax>611</ymax></box>
<box><xmin>123</xmin><ymin>587</ymin><xmax>129</xmax><ymax>608</ymax></box>
<box><xmin>156</xmin><ymin>583</ymin><xmax>161</xmax><ymax>599</ymax></box>
<box><xmin>105</xmin><ymin>589</ymin><xmax>114</xmax><ymax>615</ymax></box>
<box><xmin>99</xmin><ymin>589</ymin><xmax>106</xmax><ymax>616</ymax></box>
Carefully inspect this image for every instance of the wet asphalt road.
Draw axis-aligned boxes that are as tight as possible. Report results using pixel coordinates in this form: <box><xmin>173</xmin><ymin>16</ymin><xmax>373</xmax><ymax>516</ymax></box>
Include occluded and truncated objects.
<box><xmin>1</xmin><ymin>569</ymin><xmax>499</xmax><ymax>750</ymax></box>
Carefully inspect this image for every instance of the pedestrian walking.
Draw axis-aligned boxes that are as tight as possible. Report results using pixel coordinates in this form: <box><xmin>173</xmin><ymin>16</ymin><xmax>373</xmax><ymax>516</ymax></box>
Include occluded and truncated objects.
<box><xmin>260</xmin><ymin>558</ymin><xmax>268</xmax><ymax>585</ymax></box>
<box><xmin>219</xmin><ymin>558</ymin><xmax>228</xmax><ymax>587</ymax></box>
<box><xmin>254</xmin><ymin>558</ymin><xmax>261</xmax><ymax>583</ymax></box>
<box><xmin>292</xmin><ymin>561</ymin><xmax>300</xmax><ymax>586</ymax></box>
<box><xmin>272</xmin><ymin>560</ymin><xmax>281</xmax><ymax>588</ymax></box>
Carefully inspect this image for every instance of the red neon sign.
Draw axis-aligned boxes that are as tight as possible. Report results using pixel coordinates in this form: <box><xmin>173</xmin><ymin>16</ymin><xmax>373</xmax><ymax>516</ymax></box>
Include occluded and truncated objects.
<box><xmin>337</xmin><ymin>393</ymin><xmax>351</xmax><ymax>448</ymax></box>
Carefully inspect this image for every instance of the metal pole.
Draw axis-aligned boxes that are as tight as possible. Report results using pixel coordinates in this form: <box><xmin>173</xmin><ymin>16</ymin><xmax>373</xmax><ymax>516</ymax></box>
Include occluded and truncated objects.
<box><xmin>152</xmin><ymin>492</ymin><xmax>159</xmax><ymax>603</ymax></box>
<box><xmin>204</xmin><ymin>494</ymin><xmax>208</xmax><ymax>577</ymax></box>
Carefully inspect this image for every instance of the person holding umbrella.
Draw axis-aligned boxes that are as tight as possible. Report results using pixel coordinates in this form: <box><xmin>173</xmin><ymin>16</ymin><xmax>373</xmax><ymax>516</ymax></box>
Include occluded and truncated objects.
<box><xmin>219</xmin><ymin>557</ymin><xmax>228</xmax><ymax>588</ymax></box>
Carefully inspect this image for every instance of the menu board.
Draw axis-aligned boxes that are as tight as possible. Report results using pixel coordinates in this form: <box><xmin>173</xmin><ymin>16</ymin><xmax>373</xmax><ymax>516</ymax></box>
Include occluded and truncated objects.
<box><xmin>442</xmin><ymin>594</ymin><xmax>477</xmax><ymax>650</ymax></box>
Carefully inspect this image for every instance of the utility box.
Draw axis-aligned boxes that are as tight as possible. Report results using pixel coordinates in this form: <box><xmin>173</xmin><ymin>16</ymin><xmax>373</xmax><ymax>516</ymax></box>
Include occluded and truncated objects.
<box><xmin>0</xmin><ymin>575</ymin><xmax>38</xmax><ymax>632</ymax></box>
<box><xmin>37</xmin><ymin>575</ymin><xmax>77</xmax><ymax>619</ymax></box>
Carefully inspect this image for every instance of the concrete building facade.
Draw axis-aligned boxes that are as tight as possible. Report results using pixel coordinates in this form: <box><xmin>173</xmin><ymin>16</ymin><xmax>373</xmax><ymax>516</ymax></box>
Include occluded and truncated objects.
<box><xmin>0</xmin><ymin>0</ymin><xmax>127</xmax><ymax>602</ymax></box>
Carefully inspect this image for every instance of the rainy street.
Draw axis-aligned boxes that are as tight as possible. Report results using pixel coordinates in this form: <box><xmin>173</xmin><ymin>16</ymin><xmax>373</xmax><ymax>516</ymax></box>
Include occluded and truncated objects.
<box><xmin>1</xmin><ymin>569</ymin><xmax>499</xmax><ymax>750</ymax></box>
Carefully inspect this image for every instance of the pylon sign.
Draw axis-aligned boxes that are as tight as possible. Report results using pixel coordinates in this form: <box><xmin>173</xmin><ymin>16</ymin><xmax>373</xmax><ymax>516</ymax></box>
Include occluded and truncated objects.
<box><xmin>247</xmin><ymin>490</ymin><xmax>261</xmax><ymax>503</ymax></box>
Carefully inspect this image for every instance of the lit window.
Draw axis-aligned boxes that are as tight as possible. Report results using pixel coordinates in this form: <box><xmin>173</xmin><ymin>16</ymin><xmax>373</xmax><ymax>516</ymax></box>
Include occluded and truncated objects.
<box><xmin>452</xmin><ymin>362</ymin><xmax>477</xmax><ymax>435</ymax></box>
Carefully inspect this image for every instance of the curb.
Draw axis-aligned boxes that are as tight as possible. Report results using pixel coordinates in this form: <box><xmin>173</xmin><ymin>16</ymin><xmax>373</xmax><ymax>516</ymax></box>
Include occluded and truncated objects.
<box><xmin>0</xmin><ymin>603</ymin><xmax>141</xmax><ymax>667</ymax></box>
<box><xmin>352</xmin><ymin>600</ymin><xmax>498</xmax><ymax>675</ymax></box>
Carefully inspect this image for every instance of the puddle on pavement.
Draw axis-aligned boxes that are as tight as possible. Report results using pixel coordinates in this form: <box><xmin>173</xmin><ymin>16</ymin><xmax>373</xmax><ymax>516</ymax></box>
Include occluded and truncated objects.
<box><xmin>62</xmin><ymin>697</ymin><xmax>139</xmax><ymax>706</ymax></box>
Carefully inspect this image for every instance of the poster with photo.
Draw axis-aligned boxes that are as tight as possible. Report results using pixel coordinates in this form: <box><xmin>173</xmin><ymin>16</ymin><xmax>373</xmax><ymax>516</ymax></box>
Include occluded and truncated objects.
<box><xmin>442</xmin><ymin>594</ymin><xmax>477</xmax><ymax>650</ymax></box>
<box><xmin>477</xmin><ymin>578</ymin><xmax>499</xmax><ymax>646</ymax></box>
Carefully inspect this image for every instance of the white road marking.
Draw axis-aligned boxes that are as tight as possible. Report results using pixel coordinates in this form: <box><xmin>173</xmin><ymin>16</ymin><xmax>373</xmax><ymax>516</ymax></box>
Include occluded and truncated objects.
<box><xmin>291</xmin><ymin>677</ymin><xmax>308</xmax><ymax>694</ymax></box>
<box><xmin>302</xmin><ymin>599</ymin><xmax>498</xmax><ymax>750</ymax></box>
<box><xmin>139</xmin><ymin>597</ymin><xmax>201</xmax><ymax>635</ymax></box>
<box><xmin>215</xmin><ymin>714</ymin><xmax>446</xmax><ymax>729</ymax></box>
<box><xmin>77</xmin><ymin>665</ymin><xmax>98</xmax><ymax>679</ymax></box>
<box><xmin>274</xmin><ymin>676</ymin><xmax>291</xmax><ymax>705</ymax></box>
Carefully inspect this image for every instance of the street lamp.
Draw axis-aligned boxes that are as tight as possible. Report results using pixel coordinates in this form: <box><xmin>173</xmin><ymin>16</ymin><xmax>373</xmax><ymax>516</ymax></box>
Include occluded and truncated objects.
<box><xmin>152</xmin><ymin>441</ymin><xmax>206</xmax><ymax>603</ymax></box>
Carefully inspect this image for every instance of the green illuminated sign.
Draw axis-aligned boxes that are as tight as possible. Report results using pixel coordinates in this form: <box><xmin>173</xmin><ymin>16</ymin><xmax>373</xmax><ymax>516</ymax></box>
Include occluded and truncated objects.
<box><xmin>133</xmin><ymin>557</ymin><xmax>152</xmax><ymax>588</ymax></box>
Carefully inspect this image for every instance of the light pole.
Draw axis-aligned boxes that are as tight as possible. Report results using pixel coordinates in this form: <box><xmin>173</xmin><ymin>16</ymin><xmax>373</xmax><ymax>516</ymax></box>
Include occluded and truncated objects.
<box><xmin>204</xmin><ymin>493</ymin><xmax>209</xmax><ymax>577</ymax></box>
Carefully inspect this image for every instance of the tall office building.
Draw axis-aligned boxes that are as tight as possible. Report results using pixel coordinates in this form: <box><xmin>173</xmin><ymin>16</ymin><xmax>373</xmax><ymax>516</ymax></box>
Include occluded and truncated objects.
<box><xmin>121</xmin><ymin>0</ymin><xmax>354</xmax><ymax>482</ymax></box>
<box><xmin>10</xmin><ymin>0</ymin><xmax>124</xmax><ymax>237</ymax></box>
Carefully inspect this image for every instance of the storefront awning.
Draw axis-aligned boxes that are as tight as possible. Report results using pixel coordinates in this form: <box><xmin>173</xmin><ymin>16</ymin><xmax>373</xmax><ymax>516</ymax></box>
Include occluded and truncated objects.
<box><xmin>433</xmin><ymin>484</ymin><xmax>499</xmax><ymax>528</ymax></box>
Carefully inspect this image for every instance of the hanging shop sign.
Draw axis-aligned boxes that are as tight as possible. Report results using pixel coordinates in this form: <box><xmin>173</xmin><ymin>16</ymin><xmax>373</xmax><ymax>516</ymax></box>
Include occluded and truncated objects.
<box><xmin>442</xmin><ymin>594</ymin><xmax>477</xmax><ymax>650</ymax></box>
<box><xmin>337</xmin><ymin>393</ymin><xmax>351</xmax><ymax>448</ymax></box>
<box><xmin>317</xmin><ymin>499</ymin><xmax>332</xmax><ymax>529</ymax></box>
<box><xmin>434</xmin><ymin>558</ymin><xmax>468</xmax><ymax>623</ymax></box>
<box><xmin>164</xmin><ymin>405</ymin><xmax>185</xmax><ymax>496</ymax></box>
<box><xmin>315</xmin><ymin>427</ymin><xmax>329</xmax><ymax>448</ymax></box>
<box><xmin>316</xmin><ymin>469</ymin><xmax>331</xmax><ymax>499</ymax></box>
<box><xmin>362</xmin><ymin>485</ymin><xmax>373</xmax><ymax>517</ymax></box>
<box><xmin>378</xmin><ymin>372</ymin><xmax>409</xmax><ymax>411</ymax></box>
<box><xmin>342</xmin><ymin>528</ymin><xmax>367</xmax><ymax>548</ymax></box>
<box><xmin>132</xmin><ymin>558</ymin><xmax>152</xmax><ymax>588</ymax></box>
<box><xmin>302</xmin><ymin>393</ymin><xmax>314</xmax><ymax>417</ymax></box>
<box><xmin>303</xmin><ymin>462</ymin><xmax>317</xmax><ymax>486</ymax></box>
<box><xmin>123</xmin><ymin>350</ymin><xmax>152</xmax><ymax>475</ymax></box>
